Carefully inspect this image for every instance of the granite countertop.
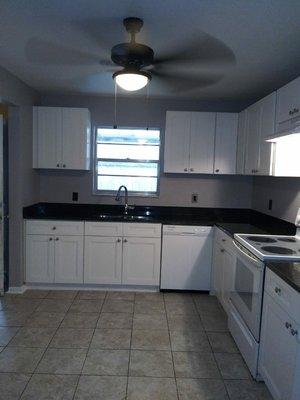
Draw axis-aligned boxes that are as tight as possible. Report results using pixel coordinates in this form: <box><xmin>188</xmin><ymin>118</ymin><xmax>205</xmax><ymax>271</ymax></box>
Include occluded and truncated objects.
<box><xmin>267</xmin><ymin>262</ymin><xmax>300</xmax><ymax>293</ymax></box>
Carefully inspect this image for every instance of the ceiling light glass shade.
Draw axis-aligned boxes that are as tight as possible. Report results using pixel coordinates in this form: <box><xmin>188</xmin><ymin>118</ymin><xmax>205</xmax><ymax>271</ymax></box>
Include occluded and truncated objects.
<box><xmin>113</xmin><ymin>70</ymin><xmax>151</xmax><ymax>91</ymax></box>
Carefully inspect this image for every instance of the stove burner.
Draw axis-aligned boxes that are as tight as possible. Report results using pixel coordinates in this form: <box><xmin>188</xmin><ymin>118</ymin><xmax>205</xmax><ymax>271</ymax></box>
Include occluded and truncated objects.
<box><xmin>278</xmin><ymin>237</ymin><xmax>297</xmax><ymax>243</ymax></box>
<box><xmin>247</xmin><ymin>236</ymin><xmax>277</xmax><ymax>243</ymax></box>
<box><xmin>261</xmin><ymin>246</ymin><xmax>296</xmax><ymax>255</ymax></box>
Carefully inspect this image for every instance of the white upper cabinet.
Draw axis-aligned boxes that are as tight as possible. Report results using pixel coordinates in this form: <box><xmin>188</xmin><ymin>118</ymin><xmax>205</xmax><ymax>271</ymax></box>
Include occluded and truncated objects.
<box><xmin>214</xmin><ymin>113</ymin><xmax>238</xmax><ymax>175</ymax></box>
<box><xmin>164</xmin><ymin>111</ymin><xmax>191</xmax><ymax>173</ymax></box>
<box><xmin>236</xmin><ymin>109</ymin><xmax>248</xmax><ymax>174</ymax></box>
<box><xmin>244</xmin><ymin>92</ymin><xmax>276</xmax><ymax>175</ymax></box>
<box><xmin>276</xmin><ymin>76</ymin><xmax>300</xmax><ymax>130</ymax></box>
<box><xmin>189</xmin><ymin>112</ymin><xmax>216</xmax><ymax>174</ymax></box>
<box><xmin>33</xmin><ymin>106</ymin><xmax>91</xmax><ymax>170</ymax></box>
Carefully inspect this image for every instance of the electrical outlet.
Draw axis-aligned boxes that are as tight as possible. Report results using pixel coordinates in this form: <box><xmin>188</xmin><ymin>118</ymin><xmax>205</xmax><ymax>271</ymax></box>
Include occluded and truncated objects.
<box><xmin>192</xmin><ymin>193</ymin><xmax>198</xmax><ymax>203</ymax></box>
<box><xmin>72</xmin><ymin>192</ymin><xmax>78</xmax><ymax>201</ymax></box>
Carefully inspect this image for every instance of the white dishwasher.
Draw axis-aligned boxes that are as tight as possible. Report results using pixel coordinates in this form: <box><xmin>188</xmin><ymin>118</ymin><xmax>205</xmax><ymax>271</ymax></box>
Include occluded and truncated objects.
<box><xmin>160</xmin><ymin>225</ymin><xmax>213</xmax><ymax>290</ymax></box>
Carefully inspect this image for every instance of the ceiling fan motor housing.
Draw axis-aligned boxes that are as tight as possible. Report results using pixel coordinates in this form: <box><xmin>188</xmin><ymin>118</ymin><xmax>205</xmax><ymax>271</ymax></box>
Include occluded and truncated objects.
<box><xmin>111</xmin><ymin>43</ymin><xmax>154</xmax><ymax>69</ymax></box>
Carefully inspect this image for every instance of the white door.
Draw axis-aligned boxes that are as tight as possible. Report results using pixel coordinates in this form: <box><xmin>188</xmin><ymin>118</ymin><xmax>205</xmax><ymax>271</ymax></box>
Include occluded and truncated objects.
<box><xmin>62</xmin><ymin>108</ymin><xmax>90</xmax><ymax>170</ymax></box>
<box><xmin>84</xmin><ymin>236</ymin><xmax>122</xmax><ymax>284</ymax></box>
<box><xmin>161</xmin><ymin>234</ymin><xmax>212</xmax><ymax>290</ymax></box>
<box><xmin>276</xmin><ymin>76</ymin><xmax>300</xmax><ymax>125</ymax></box>
<box><xmin>245</xmin><ymin>102</ymin><xmax>261</xmax><ymax>174</ymax></box>
<box><xmin>54</xmin><ymin>235</ymin><xmax>83</xmax><ymax>284</ymax></box>
<box><xmin>122</xmin><ymin>237</ymin><xmax>161</xmax><ymax>286</ymax></box>
<box><xmin>236</xmin><ymin>110</ymin><xmax>248</xmax><ymax>174</ymax></box>
<box><xmin>259</xmin><ymin>292</ymin><xmax>298</xmax><ymax>400</ymax></box>
<box><xmin>189</xmin><ymin>112</ymin><xmax>216</xmax><ymax>173</ymax></box>
<box><xmin>258</xmin><ymin>92</ymin><xmax>276</xmax><ymax>175</ymax></box>
<box><xmin>26</xmin><ymin>235</ymin><xmax>54</xmax><ymax>283</ymax></box>
<box><xmin>35</xmin><ymin>107</ymin><xmax>62</xmax><ymax>168</ymax></box>
<box><xmin>214</xmin><ymin>113</ymin><xmax>238</xmax><ymax>174</ymax></box>
<box><xmin>164</xmin><ymin>111</ymin><xmax>191</xmax><ymax>173</ymax></box>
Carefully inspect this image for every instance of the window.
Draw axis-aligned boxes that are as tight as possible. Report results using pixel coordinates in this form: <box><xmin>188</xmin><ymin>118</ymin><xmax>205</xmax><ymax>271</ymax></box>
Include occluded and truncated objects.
<box><xmin>94</xmin><ymin>127</ymin><xmax>160</xmax><ymax>195</ymax></box>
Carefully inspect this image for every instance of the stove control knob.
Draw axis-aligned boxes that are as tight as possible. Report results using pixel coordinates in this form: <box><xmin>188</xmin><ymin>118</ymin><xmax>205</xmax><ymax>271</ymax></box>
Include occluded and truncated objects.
<box><xmin>285</xmin><ymin>322</ymin><xmax>292</xmax><ymax>329</ymax></box>
<box><xmin>291</xmin><ymin>328</ymin><xmax>298</xmax><ymax>337</ymax></box>
<box><xmin>275</xmin><ymin>287</ymin><xmax>281</xmax><ymax>295</ymax></box>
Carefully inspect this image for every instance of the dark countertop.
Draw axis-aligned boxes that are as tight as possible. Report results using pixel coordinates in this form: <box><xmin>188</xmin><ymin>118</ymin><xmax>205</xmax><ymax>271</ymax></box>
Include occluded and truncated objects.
<box><xmin>23</xmin><ymin>202</ymin><xmax>296</xmax><ymax>237</ymax></box>
<box><xmin>267</xmin><ymin>262</ymin><xmax>300</xmax><ymax>293</ymax></box>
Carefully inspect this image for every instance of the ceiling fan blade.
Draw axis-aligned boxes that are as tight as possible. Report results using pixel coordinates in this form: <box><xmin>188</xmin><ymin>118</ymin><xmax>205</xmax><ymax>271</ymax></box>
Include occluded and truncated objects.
<box><xmin>154</xmin><ymin>32</ymin><xmax>236</xmax><ymax>68</ymax></box>
<box><xmin>151</xmin><ymin>70</ymin><xmax>222</xmax><ymax>92</ymax></box>
<box><xmin>25</xmin><ymin>37</ymin><xmax>101</xmax><ymax>66</ymax></box>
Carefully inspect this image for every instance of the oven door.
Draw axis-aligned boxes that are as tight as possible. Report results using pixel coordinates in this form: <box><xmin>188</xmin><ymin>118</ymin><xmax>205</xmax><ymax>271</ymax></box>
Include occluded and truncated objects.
<box><xmin>230</xmin><ymin>240</ymin><xmax>265</xmax><ymax>341</ymax></box>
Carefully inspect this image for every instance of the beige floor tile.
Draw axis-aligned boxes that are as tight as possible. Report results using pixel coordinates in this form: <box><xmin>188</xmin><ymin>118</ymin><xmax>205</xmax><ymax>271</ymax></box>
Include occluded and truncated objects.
<box><xmin>46</xmin><ymin>290</ymin><xmax>78</xmax><ymax>299</ymax></box>
<box><xmin>200</xmin><ymin>310</ymin><xmax>229</xmax><ymax>332</ymax></box>
<box><xmin>61</xmin><ymin>312</ymin><xmax>99</xmax><ymax>329</ymax></box>
<box><xmin>0</xmin><ymin>347</ymin><xmax>3</xmax><ymax>353</ymax></box>
<box><xmin>25</xmin><ymin>311</ymin><xmax>65</xmax><ymax>328</ymax></box>
<box><xmin>83</xmin><ymin>349</ymin><xmax>129</xmax><ymax>376</ymax></box>
<box><xmin>127</xmin><ymin>377</ymin><xmax>178</xmax><ymax>400</ymax></box>
<box><xmin>129</xmin><ymin>350</ymin><xmax>174</xmax><ymax>377</ymax></box>
<box><xmin>91</xmin><ymin>328</ymin><xmax>131</xmax><ymax>349</ymax></box>
<box><xmin>76</xmin><ymin>290</ymin><xmax>107</xmax><ymax>300</ymax></box>
<box><xmin>8</xmin><ymin>327</ymin><xmax>56</xmax><ymax>348</ymax></box>
<box><xmin>214</xmin><ymin>353</ymin><xmax>252</xmax><ymax>380</ymax></box>
<box><xmin>107</xmin><ymin>291</ymin><xmax>135</xmax><ymax>301</ymax></box>
<box><xmin>167</xmin><ymin>314</ymin><xmax>203</xmax><ymax>331</ymax></box>
<box><xmin>97</xmin><ymin>312</ymin><xmax>133</xmax><ymax>329</ymax></box>
<box><xmin>36</xmin><ymin>298</ymin><xmax>72</xmax><ymax>313</ymax></box>
<box><xmin>20</xmin><ymin>373</ymin><xmax>78</xmax><ymax>400</ymax></box>
<box><xmin>166</xmin><ymin>302</ymin><xmax>197</xmax><ymax>315</ymax></box>
<box><xmin>0</xmin><ymin>347</ymin><xmax>44</xmax><ymax>373</ymax></box>
<box><xmin>133</xmin><ymin>313</ymin><xmax>168</xmax><ymax>330</ymax></box>
<box><xmin>36</xmin><ymin>348</ymin><xmax>87</xmax><ymax>374</ymax></box>
<box><xmin>131</xmin><ymin>329</ymin><xmax>170</xmax><ymax>350</ymax></box>
<box><xmin>22</xmin><ymin>290</ymin><xmax>50</xmax><ymax>299</ymax></box>
<box><xmin>207</xmin><ymin>332</ymin><xmax>239</xmax><ymax>353</ymax></box>
<box><xmin>135</xmin><ymin>292</ymin><xmax>163</xmax><ymax>302</ymax></box>
<box><xmin>2</xmin><ymin>298</ymin><xmax>41</xmax><ymax>313</ymax></box>
<box><xmin>102</xmin><ymin>300</ymin><xmax>134</xmax><ymax>314</ymax></box>
<box><xmin>177</xmin><ymin>378</ymin><xmax>229</xmax><ymax>400</ymax></box>
<box><xmin>0</xmin><ymin>326</ymin><xmax>19</xmax><ymax>346</ymax></box>
<box><xmin>173</xmin><ymin>351</ymin><xmax>221</xmax><ymax>378</ymax></box>
<box><xmin>74</xmin><ymin>375</ymin><xmax>127</xmax><ymax>400</ymax></box>
<box><xmin>224</xmin><ymin>379</ymin><xmax>273</xmax><ymax>400</ymax></box>
<box><xmin>50</xmin><ymin>328</ymin><xmax>94</xmax><ymax>348</ymax></box>
<box><xmin>134</xmin><ymin>301</ymin><xmax>165</xmax><ymax>314</ymax></box>
<box><xmin>170</xmin><ymin>330</ymin><xmax>211</xmax><ymax>352</ymax></box>
<box><xmin>0</xmin><ymin>311</ymin><xmax>31</xmax><ymax>327</ymax></box>
<box><xmin>68</xmin><ymin>300</ymin><xmax>103</xmax><ymax>313</ymax></box>
<box><xmin>164</xmin><ymin>293</ymin><xmax>193</xmax><ymax>303</ymax></box>
<box><xmin>0</xmin><ymin>372</ymin><xmax>31</xmax><ymax>400</ymax></box>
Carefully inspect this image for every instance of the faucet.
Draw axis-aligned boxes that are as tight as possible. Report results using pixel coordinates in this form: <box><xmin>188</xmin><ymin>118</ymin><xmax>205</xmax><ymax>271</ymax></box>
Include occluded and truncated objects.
<box><xmin>115</xmin><ymin>185</ymin><xmax>133</xmax><ymax>214</ymax></box>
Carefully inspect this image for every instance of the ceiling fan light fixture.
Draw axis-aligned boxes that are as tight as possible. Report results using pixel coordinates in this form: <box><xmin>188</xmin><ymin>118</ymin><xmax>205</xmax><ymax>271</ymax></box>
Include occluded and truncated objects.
<box><xmin>113</xmin><ymin>69</ymin><xmax>151</xmax><ymax>91</ymax></box>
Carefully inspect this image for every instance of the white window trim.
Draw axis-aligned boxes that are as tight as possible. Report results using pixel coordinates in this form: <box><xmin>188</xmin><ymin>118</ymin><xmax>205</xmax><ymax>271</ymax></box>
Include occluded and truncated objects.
<box><xmin>93</xmin><ymin>126</ymin><xmax>161</xmax><ymax>197</ymax></box>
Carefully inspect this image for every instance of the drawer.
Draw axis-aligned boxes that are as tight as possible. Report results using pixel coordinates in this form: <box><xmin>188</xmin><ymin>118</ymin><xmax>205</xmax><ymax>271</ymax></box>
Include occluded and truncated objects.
<box><xmin>265</xmin><ymin>268</ymin><xmax>300</xmax><ymax>324</ymax></box>
<box><xmin>85</xmin><ymin>222</ymin><xmax>123</xmax><ymax>237</ymax></box>
<box><xmin>123</xmin><ymin>223</ymin><xmax>161</xmax><ymax>238</ymax></box>
<box><xmin>214</xmin><ymin>227</ymin><xmax>234</xmax><ymax>254</ymax></box>
<box><xmin>26</xmin><ymin>220</ymin><xmax>84</xmax><ymax>236</ymax></box>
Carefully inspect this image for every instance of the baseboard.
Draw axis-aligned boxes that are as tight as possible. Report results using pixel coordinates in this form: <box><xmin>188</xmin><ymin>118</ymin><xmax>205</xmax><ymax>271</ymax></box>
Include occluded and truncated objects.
<box><xmin>8</xmin><ymin>285</ymin><xmax>27</xmax><ymax>294</ymax></box>
<box><xmin>24</xmin><ymin>283</ymin><xmax>160</xmax><ymax>292</ymax></box>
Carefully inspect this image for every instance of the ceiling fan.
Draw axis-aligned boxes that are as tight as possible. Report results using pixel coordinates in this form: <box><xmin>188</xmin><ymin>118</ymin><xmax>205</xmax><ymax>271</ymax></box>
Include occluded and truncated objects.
<box><xmin>25</xmin><ymin>17</ymin><xmax>236</xmax><ymax>94</ymax></box>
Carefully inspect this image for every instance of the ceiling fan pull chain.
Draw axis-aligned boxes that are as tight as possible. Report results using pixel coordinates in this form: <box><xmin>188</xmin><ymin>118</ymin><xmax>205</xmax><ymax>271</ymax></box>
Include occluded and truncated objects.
<box><xmin>146</xmin><ymin>83</ymin><xmax>150</xmax><ymax>130</ymax></box>
<box><xmin>114</xmin><ymin>80</ymin><xmax>118</xmax><ymax>129</ymax></box>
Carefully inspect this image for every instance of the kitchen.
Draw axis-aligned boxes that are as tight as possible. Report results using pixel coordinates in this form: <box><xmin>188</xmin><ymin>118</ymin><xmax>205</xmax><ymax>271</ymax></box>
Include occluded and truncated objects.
<box><xmin>0</xmin><ymin>1</ymin><xmax>300</xmax><ymax>399</ymax></box>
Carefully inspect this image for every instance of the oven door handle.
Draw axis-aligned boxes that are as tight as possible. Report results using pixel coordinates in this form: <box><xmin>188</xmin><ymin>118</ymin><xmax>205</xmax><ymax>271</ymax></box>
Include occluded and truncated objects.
<box><xmin>232</xmin><ymin>240</ymin><xmax>264</xmax><ymax>268</ymax></box>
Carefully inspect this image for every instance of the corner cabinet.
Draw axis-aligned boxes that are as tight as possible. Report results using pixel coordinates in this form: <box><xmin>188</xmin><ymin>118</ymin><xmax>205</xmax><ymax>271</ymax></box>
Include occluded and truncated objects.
<box><xmin>33</xmin><ymin>106</ymin><xmax>91</xmax><ymax>170</ymax></box>
<box><xmin>214</xmin><ymin>113</ymin><xmax>238</xmax><ymax>174</ymax></box>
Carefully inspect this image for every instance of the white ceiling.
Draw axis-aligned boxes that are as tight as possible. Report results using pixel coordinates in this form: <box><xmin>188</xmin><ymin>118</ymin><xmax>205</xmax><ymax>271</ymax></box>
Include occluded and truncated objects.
<box><xmin>0</xmin><ymin>0</ymin><xmax>300</xmax><ymax>101</ymax></box>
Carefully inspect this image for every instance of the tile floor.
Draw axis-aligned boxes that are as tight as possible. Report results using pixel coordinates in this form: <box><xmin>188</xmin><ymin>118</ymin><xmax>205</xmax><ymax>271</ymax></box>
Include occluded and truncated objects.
<box><xmin>0</xmin><ymin>289</ymin><xmax>272</xmax><ymax>399</ymax></box>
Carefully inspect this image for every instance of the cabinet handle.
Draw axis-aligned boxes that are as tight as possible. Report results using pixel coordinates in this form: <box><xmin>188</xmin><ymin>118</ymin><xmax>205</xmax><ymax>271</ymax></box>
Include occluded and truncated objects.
<box><xmin>52</xmin><ymin>226</ymin><xmax>56</xmax><ymax>230</ymax></box>
<box><xmin>123</xmin><ymin>239</ymin><xmax>128</xmax><ymax>243</ymax></box>
<box><xmin>55</xmin><ymin>237</ymin><xmax>59</xmax><ymax>241</ymax></box>
<box><xmin>215</xmin><ymin>169</ymin><xmax>219</xmax><ymax>173</ymax></box>
<box><xmin>56</xmin><ymin>163</ymin><xmax>60</xmax><ymax>167</ymax></box>
<box><xmin>190</xmin><ymin>168</ymin><xmax>194</xmax><ymax>172</ymax></box>
<box><xmin>63</xmin><ymin>164</ymin><xmax>66</xmax><ymax>168</ymax></box>
<box><xmin>117</xmin><ymin>238</ymin><xmax>121</xmax><ymax>243</ymax></box>
<box><xmin>49</xmin><ymin>237</ymin><xmax>53</xmax><ymax>241</ymax></box>
<box><xmin>184</xmin><ymin>168</ymin><xmax>188</xmax><ymax>172</ymax></box>
<box><xmin>220</xmin><ymin>248</ymin><xmax>225</xmax><ymax>253</ymax></box>
<box><xmin>285</xmin><ymin>322</ymin><xmax>292</xmax><ymax>329</ymax></box>
<box><xmin>274</xmin><ymin>287</ymin><xmax>281</xmax><ymax>295</ymax></box>
<box><xmin>291</xmin><ymin>328</ymin><xmax>298</xmax><ymax>336</ymax></box>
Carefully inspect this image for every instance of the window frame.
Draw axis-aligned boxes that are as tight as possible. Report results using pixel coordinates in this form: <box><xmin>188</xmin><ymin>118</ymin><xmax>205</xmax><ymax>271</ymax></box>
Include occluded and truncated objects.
<box><xmin>93</xmin><ymin>126</ymin><xmax>161</xmax><ymax>197</ymax></box>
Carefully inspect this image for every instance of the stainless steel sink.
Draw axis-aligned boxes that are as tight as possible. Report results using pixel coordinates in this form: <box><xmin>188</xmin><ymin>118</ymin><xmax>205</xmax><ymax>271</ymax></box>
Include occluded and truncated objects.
<box><xmin>98</xmin><ymin>214</ymin><xmax>153</xmax><ymax>222</ymax></box>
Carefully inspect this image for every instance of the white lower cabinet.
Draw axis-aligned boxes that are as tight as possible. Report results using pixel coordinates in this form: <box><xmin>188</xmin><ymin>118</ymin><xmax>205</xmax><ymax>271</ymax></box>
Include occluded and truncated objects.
<box><xmin>54</xmin><ymin>236</ymin><xmax>83</xmax><ymax>284</ymax></box>
<box><xmin>259</xmin><ymin>270</ymin><xmax>300</xmax><ymax>400</ymax></box>
<box><xmin>84</xmin><ymin>236</ymin><xmax>122</xmax><ymax>284</ymax></box>
<box><xmin>26</xmin><ymin>235</ymin><xmax>55</xmax><ymax>283</ymax></box>
<box><xmin>122</xmin><ymin>237</ymin><xmax>161</xmax><ymax>285</ymax></box>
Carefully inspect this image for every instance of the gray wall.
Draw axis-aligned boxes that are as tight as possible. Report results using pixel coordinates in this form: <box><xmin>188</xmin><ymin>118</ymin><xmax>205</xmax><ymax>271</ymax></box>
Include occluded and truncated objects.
<box><xmin>39</xmin><ymin>94</ymin><xmax>253</xmax><ymax>208</ymax></box>
<box><xmin>252</xmin><ymin>176</ymin><xmax>300</xmax><ymax>223</ymax></box>
<box><xmin>0</xmin><ymin>66</ymin><xmax>40</xmax><ymax>287</ymax></box>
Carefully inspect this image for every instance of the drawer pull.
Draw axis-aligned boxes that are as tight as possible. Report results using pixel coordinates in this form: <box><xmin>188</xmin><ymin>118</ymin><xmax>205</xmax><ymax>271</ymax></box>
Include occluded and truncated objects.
<box><xmin>123</xmin><ymin>239</ymin><xmax>128</xmax><ymax>243</ymax></box>
<box><xmin>52</xmin><ymin>226</ymin><xmax>56</xmax><ymax>230</ymax></box>
<box><xmin>291</xmin><ymin>328</ymin><xmax>298</xmax><ymax>337</ymax></box>
<box><xmin>55</xmin><ymin>237</ymin><xmax>59</xmax><ymax>241</ymax></box>
<box><xmin>49</xmin><ymin>237</ymin><xmax>53</xmax><ymax>241</ymax></box>
<box><xmin>274</xmin><ymin>287</ymin><xmax>281</xmax><ymax>295</ymax></box>
<box><xmin>285</xmin><ymin>322</ymin><xmax>292</xmax><ymax>329</ymax></box>
<box><xmin>117</xmin><ymin>238</ymin><xmax>121</xmax><ymax>243</ymax></box>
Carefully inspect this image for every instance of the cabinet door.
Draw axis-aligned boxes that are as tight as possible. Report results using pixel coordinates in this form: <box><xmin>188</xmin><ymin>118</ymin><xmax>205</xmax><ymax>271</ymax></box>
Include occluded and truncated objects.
<box><xmin>122</xmin><ymin>237</ymin><xmax>161</xmax><ymax>285</ymax></box>
<box><xmin>245</xmin><ymin>102</ymin><xmax>261</xmax><ymax>174</ymax></box>
<box><xmin>236</xmin><ymin>110</ymin><xmax>248</xmax><ymax>174</ymax></box>
<box><xmin>257</xmin><ymin>92</ymin><xmax>276</xmax><ymax>176</ymax></box>
<box><xmin>214</xmin><ymin>113</ymin><xmax>238</xmax><ymax>174</ymax></box>
<box><xmin>221</xmin><ymin>249</ymin><xmax>236</xmax><ymax>313</ymax></box>
<box><xmin>212</xmin><ymin>241</ymin><xmax>223</xmax><ymax>300</ymax></box>
<box><xmin>62</xmin><ymin>108</ymin><xmax>91</xmax><ymax>170</ymax></box>
<box><xmin>26</xmin><ymin>235</ymin><xmax>54</xmax><ymax>283</ymax></box>
<box><xmin>54</xmin><ymin>236</ymin><xmax>83</xmax><ymax>284</ymax></box>
<box><xmin>189</xmin><ymin>112</ymin><xmax>216</xmax><ymax>173</ymax></box>
<box><xmin>33</xmin><ymin>107</ymin><xmax>62</xmax><ymax>168</ymax></box>
<box><xmin>164</xmin><ymin>111</ymin><xmax>191</xmax><ymax>173</ymax></box>
<box><xmin>259</xmin><ymin>292</ymin><xmax>298</xmax><ymax>400</ymax></box>
<box><xmin>276</xmin><ymin>76</ymin><xmax>300</xmax><ymax>125</ymax></box>
<box><xmin>84</xmin><ymin>236</ymin><xmax>122</xmax><ymax>284</ymax></box>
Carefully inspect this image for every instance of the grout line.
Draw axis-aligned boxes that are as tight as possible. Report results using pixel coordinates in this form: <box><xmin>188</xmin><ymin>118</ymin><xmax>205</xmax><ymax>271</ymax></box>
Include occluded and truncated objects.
<box><xmin>125</xmin><ymin>291</ymin><xmax>135</xmax><ymax>399</ymax></box>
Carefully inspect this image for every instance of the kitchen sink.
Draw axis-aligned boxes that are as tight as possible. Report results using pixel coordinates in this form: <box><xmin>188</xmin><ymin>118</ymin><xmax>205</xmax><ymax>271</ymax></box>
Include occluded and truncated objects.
<box><xmin>98</xmin><ymin>213</ymin><xmax>154</xmax><ymax>222</ymax></box>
